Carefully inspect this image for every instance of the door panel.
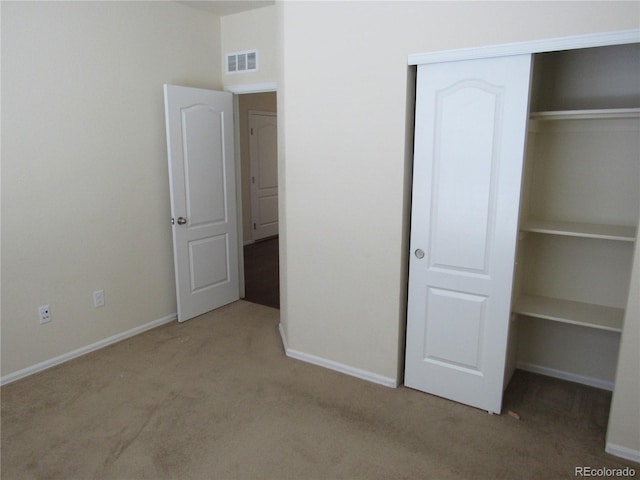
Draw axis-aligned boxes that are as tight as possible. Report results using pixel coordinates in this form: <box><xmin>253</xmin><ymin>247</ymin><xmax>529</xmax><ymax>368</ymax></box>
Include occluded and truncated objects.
<box><xmin>189</xmin><ymin>235</ymin><xmax>230</xmax><ymax>291</ymax></box>
<box><xmin>431</xmin><ymin>83</ymin><xmax>498</xmax><ymax>272</ymax></box>
<box><xmin>164</xmin><ymin>85</ymin><xmax>239</xmax><ymax>322</ymax></box>
<box><xmin>405</xmin><ymin>55</ymin><xmax>532</xmax><ymax>413</ymax></box>
<box><xmin>183</xmin><ymin>105</ymin><xmax>227</xmax><ymax>226</ymax></box>
<box><xmin>424</xmin><ymin>288</ymin><xmax>487</xmax><ymax>371</ymax></box>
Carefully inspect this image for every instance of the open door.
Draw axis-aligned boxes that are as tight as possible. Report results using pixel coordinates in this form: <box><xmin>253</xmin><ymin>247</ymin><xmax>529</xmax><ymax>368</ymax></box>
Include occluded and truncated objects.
<box><xmin>404</xmin><ymin>55</ymin><xmax>532</xmax><ymax>413</ymax></box>
<box><xmin>164</xmin><ymin>84</ymin><xmax>240</xmax><ymax>322</ymax></box>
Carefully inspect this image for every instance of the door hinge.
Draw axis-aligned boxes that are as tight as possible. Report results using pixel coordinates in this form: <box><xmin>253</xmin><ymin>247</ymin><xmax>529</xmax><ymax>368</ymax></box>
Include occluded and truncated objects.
<box><xmin>253</xmin><ymin>223</ymin><xmax>256</xmax><ymax>230</ymax></box>
<box><xmin>252</xmin><ymin>176</ymin><xmax>255</xmax><ymax>184</ymax></box>
<box><xmin>251</xmin><ymin>128</ymin><xmax>254</xmax><ymax>135</ymax></box>
<box><xmin>171</xmin><ymin>217</ymin><xmax>175</xmax><ymax>225</ymax></box>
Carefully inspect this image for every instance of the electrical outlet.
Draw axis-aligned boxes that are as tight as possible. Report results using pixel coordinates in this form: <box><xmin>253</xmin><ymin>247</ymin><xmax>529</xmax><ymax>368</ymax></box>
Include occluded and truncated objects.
<box><xmin>93</xmin><ymin>289</ymin><xmax>105</xmax><ymax>308</ymax></box>
<box><xmin>39</xmin><ymin>305</ymin><xmax>51</xmax><ymax>324</ymax></box>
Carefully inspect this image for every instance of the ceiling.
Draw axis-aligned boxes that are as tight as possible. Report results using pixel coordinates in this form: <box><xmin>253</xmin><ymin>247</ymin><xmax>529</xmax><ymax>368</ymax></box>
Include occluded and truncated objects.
<box><xmin>180</xmin><ymin>1</ymin><xmax>275</xmax><ymax>16</ymax></box>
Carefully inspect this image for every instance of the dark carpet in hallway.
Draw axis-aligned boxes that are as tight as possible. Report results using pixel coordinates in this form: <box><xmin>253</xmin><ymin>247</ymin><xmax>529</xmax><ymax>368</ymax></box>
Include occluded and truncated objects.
<box><xmin>243</xmin><ymin>237</ymin><xmax>279</xmax><ymax>309</ymax></box>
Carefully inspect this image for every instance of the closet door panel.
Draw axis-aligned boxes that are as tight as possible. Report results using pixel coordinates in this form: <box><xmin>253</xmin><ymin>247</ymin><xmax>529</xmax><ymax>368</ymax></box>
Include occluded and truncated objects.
<box><xmin>405</xmin><ymin>54</ymin><xmax>532</xmax><ymax>413</ymax></box>
<box><xmin>430</xmin><ymin>84</ymin><xmax>498</xmax><ymax>272</ymax></box>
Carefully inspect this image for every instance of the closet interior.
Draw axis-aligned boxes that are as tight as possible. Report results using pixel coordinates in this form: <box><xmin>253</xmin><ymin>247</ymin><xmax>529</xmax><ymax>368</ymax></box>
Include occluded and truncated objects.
<box><xmin>510</xmin><ymin>43</ymin><xmax>640</xmax><ymax>390</ymax></box>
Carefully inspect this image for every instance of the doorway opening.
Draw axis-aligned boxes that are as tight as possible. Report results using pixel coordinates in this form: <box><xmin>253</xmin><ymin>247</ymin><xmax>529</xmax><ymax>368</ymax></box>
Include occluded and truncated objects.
<box><xmin>235</xmin><ymin>91</ymin><xmax>280</xmax><ymax>309</ymax></box>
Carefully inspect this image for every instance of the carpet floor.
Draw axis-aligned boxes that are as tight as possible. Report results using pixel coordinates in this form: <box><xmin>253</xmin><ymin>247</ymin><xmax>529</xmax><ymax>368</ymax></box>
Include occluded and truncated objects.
<box><xmin>1</xmin><ymin>301</ymin><xmax>637</xmax><ymax>479</ymax></box>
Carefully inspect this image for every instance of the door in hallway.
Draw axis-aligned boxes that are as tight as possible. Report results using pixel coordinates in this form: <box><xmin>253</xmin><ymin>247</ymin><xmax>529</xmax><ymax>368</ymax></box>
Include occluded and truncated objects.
<box><xmin>249</xmin><ymin>111</ymin><xmax>278</xmax><ymax>241</ymax></box>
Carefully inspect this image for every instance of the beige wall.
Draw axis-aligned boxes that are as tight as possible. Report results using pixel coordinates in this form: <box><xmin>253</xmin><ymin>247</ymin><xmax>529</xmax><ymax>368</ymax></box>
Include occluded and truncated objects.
<box><xmin>238</xmin><ymin>92</ymin><xmax>278</xmax><ymax>243</ymax></box>
<box><xmin>1</xmin><ymin>1</ymin><xmax>221</xmax><ymax>376</ymax></box>
<box><xmin>221</xmin><ymin>6</ymin><xmax>277</xmax><ymax>89</ymax></box>
<box><xmin>276</xmin><ymin>0</ymin><xmax>639</xmax><ymax>452</ymax></box>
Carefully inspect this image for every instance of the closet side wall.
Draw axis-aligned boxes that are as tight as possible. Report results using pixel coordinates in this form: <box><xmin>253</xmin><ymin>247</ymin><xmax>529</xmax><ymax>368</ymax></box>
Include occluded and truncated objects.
<box><xmin>606</xmin><ymin>223</ymin><xmax>640</xmax><ymax>459</ymax></box>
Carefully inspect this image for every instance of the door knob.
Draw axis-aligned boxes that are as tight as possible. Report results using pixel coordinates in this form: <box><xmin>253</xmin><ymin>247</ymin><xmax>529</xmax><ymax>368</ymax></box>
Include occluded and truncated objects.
<box><xmin>177</xmin><ymin>217</ymin><xmax>187</xmax><ymax>225</ymax></box>
<box><xmin>415</xmin><ymin>248</ymin><xmax>425</xmax><ymax>259</ymax></box>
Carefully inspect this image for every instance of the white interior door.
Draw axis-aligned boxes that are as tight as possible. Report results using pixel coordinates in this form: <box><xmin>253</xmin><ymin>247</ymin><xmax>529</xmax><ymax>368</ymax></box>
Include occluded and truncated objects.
<box><xmin>164</xmin><ymin>84</ymin><xmax>240</xmax><ymax>322</ymax></box>
<box><xmin>249</xmin><ymin>112</ymin><xmax>278</xmax><ymax>241</ymax></box>
<box><xmin>404</xmin><ymin>55</ymin><xmax>532</xmax><ymax>413</ymax></box>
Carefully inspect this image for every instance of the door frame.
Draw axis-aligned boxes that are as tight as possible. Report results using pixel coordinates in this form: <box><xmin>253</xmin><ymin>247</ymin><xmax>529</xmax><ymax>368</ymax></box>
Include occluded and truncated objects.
<box><xmin>225</xmin><ymin>82</ymin><xmax>278</xmax><ymax>298</ymax></box>
<box><xmin>409</xmin><ymin>30</ymin><xmax>639</xmax><ymax>66</ymax></box>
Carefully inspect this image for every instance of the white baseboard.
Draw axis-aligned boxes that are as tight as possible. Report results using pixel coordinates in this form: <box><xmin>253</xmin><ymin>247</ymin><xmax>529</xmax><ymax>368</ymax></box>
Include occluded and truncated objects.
<box><xmin>606</xmin><ymin>442</ymin><xmax>640</xmax><ymax>463</ymax></box>
<box><xmin>516</xmin><ymin>362</ymin><xmax>614</xmax><ymax>391</ymax></box>
<box><xmin>278</xmin><ymin>323</ymin><xmax>397</xmax><ymax>388</ymax></box>
<box><xmin>1</xmin><ymin>313</ymin><xmax>177</xmax><ymax>386</ymax></box>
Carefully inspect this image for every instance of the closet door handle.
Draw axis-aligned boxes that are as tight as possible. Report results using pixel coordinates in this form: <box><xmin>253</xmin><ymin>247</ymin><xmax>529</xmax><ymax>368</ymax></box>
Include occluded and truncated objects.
<box><xmin>415</xmin><ymin>248</ymin><xmax>425</xmax><ymax>259</ymax></box>
<box><xmin>177</xmin><ymin>217</ymin><xmax>187</xmax><ymax>225</ymax></box>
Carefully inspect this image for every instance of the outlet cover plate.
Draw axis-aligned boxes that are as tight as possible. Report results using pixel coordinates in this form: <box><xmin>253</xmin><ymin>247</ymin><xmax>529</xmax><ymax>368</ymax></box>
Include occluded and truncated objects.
<box><xmin>93</xmin><ymin>290</ymin><xmax>105</xmax><ymax>308</ymax></box>
<box><xmin>39</xmin><ymin>305</ymin><xmax>51</xmax><ymax>324</ymax></box>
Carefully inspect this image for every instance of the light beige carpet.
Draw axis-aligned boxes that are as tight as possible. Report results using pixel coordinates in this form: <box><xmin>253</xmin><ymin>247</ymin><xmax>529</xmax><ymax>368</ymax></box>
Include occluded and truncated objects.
<box><xmin>1</xmin><ymin>301</ymin><xmax>637</xmax><ymax>479</ymax></box>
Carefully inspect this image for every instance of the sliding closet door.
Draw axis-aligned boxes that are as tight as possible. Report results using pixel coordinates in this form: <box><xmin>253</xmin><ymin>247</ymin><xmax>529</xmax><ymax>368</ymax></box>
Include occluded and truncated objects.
<box><xmin>405</xmin><ymin>54</ymin><xmax>532</xmax><ymax>413</ymax></box>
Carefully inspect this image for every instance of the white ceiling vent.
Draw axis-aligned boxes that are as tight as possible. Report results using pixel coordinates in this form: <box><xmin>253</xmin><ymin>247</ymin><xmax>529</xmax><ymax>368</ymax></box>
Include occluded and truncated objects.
<box><xmin>227</xmin><ymin>50</ymin><xmax>258</xmax><ymax>74</ymax></box>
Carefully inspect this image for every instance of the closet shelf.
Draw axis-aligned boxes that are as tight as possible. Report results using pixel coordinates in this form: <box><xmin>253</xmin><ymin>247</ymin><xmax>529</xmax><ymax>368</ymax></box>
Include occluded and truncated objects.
<box><xmin>513</xmin><ymin>294</ymin><xmax>624</xmax><ymax>332</ymax></box>
<box><xmin>530</xmin><ymin>108</ymin><xmax>640</xmax><ymax>121</ymax></box>
<box><xmin>520</xmin><ymin>219</ymin><xmax>637</xmax><ymax>242</ymax></box>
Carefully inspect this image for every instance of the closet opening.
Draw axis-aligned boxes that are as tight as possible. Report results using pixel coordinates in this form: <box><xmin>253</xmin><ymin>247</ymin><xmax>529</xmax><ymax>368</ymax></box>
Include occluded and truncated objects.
<box><xmin>509</xmin><ymin>42</ymin><xmax>640</xmax><ymax>393</ymax></box>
